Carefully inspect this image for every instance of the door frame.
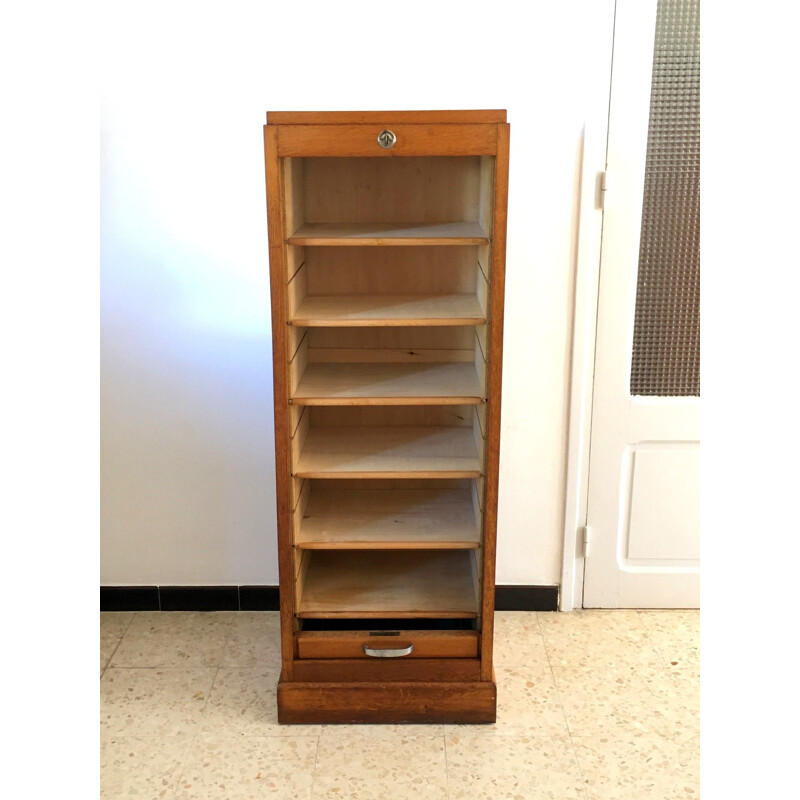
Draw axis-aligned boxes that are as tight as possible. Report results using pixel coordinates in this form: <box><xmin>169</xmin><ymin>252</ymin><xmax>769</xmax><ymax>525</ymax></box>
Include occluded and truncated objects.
<box><xmin>559</xmin><ymin>0</ymin><xmax>618</xmax><ymax>611</ymax></box>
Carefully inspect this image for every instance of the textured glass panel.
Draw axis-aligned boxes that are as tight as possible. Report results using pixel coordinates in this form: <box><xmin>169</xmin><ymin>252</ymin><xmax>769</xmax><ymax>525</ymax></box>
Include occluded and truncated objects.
<box><xmin>630</xmin><ymin>0</ymin><xmax>700</xmax><ymax>397</ymax></box>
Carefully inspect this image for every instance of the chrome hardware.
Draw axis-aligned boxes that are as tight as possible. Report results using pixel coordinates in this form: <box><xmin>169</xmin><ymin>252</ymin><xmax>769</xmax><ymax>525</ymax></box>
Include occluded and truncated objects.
<box><xmin>377</xmin><ymin>129</ymin><xmax>397</xmax><ymax>149</ymax></box>
<box><xmin>363</xmin><ymin>643</ymin><xmax>413</xmax><ymax>658</ymax></box>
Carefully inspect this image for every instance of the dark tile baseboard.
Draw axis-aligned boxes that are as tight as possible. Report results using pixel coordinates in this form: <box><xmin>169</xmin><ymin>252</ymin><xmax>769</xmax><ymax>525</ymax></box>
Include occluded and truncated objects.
<box><xmin>495</xmin><ymin>585</ymin><xmax>559</xmax><ymax>612</ymax></box>
<box><xmin>159</xmin><ymin>586</ymin><xmax>239</xmax><ymax>611</ymax></box>
<box><xmin>101</xmin><ymin>585</ymin><xmax>559</xmax><ymax>612</ymax></box>
<box><xmin>100</xmin><ymin>586</ymin><xmax>160</xmax><ymax>611</ymax></box>
<box><xmin>239</xmin><ymin>586</ymin><xmax>281</xmax><ymax>611</ymax></box>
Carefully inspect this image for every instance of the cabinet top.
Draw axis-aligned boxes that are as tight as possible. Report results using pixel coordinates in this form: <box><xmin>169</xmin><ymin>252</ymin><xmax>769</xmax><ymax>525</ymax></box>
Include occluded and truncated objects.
<box><xmin>266</xmin><ymin>110</ymin><xmax>507</xmax><ymax>125</ymax></box>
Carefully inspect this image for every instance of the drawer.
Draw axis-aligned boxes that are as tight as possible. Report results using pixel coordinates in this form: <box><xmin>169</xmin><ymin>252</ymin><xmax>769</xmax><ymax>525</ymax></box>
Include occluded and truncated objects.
<box><xmin>276</xmin><ymin>123</ymin><xmax>498</xmax><ymax>157</ymax></box>
<box><xmin>296</xmin><ymin>629</ymin><xmax>479</xmax><ymax>660</ymax></box>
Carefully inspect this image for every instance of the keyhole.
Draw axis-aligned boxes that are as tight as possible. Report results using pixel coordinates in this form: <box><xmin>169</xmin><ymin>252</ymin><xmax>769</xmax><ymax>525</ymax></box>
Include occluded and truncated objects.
<box><xmin>377</xmin><ymin>130</ymin><xmax>396</xmax><ymax>149</ymax></box>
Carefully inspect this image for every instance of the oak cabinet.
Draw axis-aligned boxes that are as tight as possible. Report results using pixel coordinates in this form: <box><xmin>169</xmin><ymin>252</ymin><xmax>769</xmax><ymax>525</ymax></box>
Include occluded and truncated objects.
<box><xmin>264</xmin><ymin>110</ymin><xmax>509</xmax><ymax>723</ymax></box>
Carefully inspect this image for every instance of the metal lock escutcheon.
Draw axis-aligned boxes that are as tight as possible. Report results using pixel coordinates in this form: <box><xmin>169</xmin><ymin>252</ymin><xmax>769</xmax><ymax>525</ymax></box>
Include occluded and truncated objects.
<box><xmin>377</xmin><ymin>129</ymin><xmax>396</xmax><ymax>149</ymax></box>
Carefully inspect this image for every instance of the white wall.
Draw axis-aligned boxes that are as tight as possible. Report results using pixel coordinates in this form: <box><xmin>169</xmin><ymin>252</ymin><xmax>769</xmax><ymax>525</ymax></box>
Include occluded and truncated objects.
<box><xmin>100</xmin><ymin>0</ymin><xmax>613</xmax><ymax>586</ymax></box>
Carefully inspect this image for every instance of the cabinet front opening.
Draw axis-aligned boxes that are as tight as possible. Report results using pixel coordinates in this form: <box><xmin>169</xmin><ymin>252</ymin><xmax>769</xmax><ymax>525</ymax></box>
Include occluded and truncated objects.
<box><xmin>290</xmin><ymin>405</ymin><xmax>486</xmax><ymax>479</ymax></box>
<box><xmin>293</xmin><ymin>477</ymin><xmax>484</xmax><ymax>550</ymax></box>
<box><xmin>294</xmin><ymin>549</ymin><xmax>480</xmax><ymax>620</ymax></box>
<box><xmin>287</xmin><ymin>245</ymin><xmax>490</xmax><ymax>325</ymax></box>
<box><xmin>282</xmin><ymin>155</ymin><xmax>495</xmax><ymax>243</ymax></box>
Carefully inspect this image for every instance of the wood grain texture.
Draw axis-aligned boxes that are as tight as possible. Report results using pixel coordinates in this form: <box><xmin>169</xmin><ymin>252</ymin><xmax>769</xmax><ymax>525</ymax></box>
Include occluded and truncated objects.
<box><xmin>296</xmin><ymin>629</ymin><xmax>479</xmax><ymax>659</ymax></box>
<box><xmin>310</xmin><ymin>322</ymin><xmax>475</xmax><ymax>348</ymax></box>
<box><xmin>291</xmin><ymin>362</ymin><xmax>485</xmax><ymax>406</ymax></box>
<box><xmin>307</xmin><ymin>405</ymin><xmax>475</xmax><ymax>428</ymax></box>
<box><xmin>295</xmin><ymin>487</ymin><xmax>480</xmax><ymax>549</ymax></box>
<box><xmin>303</xmin><ymin>157</ymin><xmax>482</xmax><ymax>225</ymax></box>
<box><xmin>294</xmin><ymin>549</ymin><xmax>310</xmax><ymax>614</ymax></box>
<box><xmin>305</xmin><ymin>322</ymin><xmax>475</xmax><ymax>357</ymax></box>
<box><xmin>291</xmin><ymin>293</ymin><xmax>486</xmax><ymax>326</ymax></box>
<box><xmin>290</xmin><ymin>405</ymin><xmax>309</xmax><ymax>467</ymax></box>
<box><xmin>267</xmin><ymin>110</ymin><xmax>507</xmax><ymax>125</ymax></box>
<box><xmin>277</xmin><ymin>680</ymin><xmax>497</xmax><ymax>724</ymax></box>
<box><xmin>288</xmin><ymin>221</ymin><xmax>489</xmax><ymax>246</ymax></box>
<box><xmin>308</xmin><ymin>348</ymin><xmax>474</xmax><ymax>364</ymax></box>
<box><xmin>294</xmin><ymin>425</ymin><xmax>482</xmax><ymax>478</ymax></box>
<box><xmin>297</xmin><ymin>550</ymin><xmax>478</xmax><ymax>618</ymax></box>
<box><xmin>282</xmin><ymin>158</ymin><xmax>304</xmax><ymax>235</ymax></box>
<box><xmin>480</xmin><ymin>123</ymin><xmax>510</xmax><ymax>680</ymax></box>
<box><xmin>305</xmin><ymin>247</ymin><xmax>478</xmax><ymax>297</ymax></box>
<box><xmin>276</xmin><ymin>123</ymin><xmax>498</xmax><ymax>157</ymax></box>
<box><xmin>291</xmin><ymin>659</ymin><xmax>480</xmax><ymax>682</ymax></box>
<box><xmin>286</xmin><ymin>261</ymin><xmax>307</xmax><ymax>318</ymax></box>
<box><xmin>264</xmin><ymin>125</ymin><xmax>296</xmax><ymax>677</ymax></box>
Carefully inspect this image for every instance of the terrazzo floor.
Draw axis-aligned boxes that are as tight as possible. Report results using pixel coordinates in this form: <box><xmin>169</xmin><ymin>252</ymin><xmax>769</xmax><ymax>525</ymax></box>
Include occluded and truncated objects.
<box><xmin>100</xmin><ymin>609</ymin><xmax>699</xmax><ymax>799</ymax></box>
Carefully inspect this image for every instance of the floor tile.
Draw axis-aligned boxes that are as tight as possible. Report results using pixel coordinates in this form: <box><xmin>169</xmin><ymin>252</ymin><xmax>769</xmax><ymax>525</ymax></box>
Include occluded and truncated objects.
<box><xmin>202</xmin><ymin>667</ymin><xmax>321</xmax><ymax>737</ymax></box>
<box><xmin>445</xmin><ymin>733</ymin><xmax>586</xmax><ymax>799</ymax></box>
<box><xmin>100</xmin><ymin>733</ymin><xmax>191</xmax><ymax>798</ymax></box>
<box><xmin>312</xmin><ymin>733</ymin><xmax>447</xmax><ymax>800</ymax></box>
<box><xmin>319</xmin><ymin>723</ymin><xmax>444</xmax><ymax>739</ymax></box>
<box><xmin>445</xmin><ymin>667</ymin><xmax>569</xmax><ymax>738</ymax></box>
<box><xmin>553</xmin><ymin>663</ymin><xmax>685</xmax><ymax>737</ymax></box>
<box><xmin>100</xmin><ymin>612</ymin><xmax>135</xmax><ymax>673</ymax></box>
<box><xmin>637</xmin><ymin>610</ymin><xmax>700</xmax><ymax>668</ymax></box>
<box><xmin>98</xmin><ymin>609</ymin><xmax>699</xmax><ymax>799</ymax></box>
<box><xmin>647</xmin><ymin>667</ymin><xmax>700</xmax><ymax>739</ymax></box>
<box><xmin>177</xmin><ymin>734</ymin><xmax>318</xmax><ymax>800</ymax></box>
<box><xmin>538</xmin><ymin>609</ymin><xmax>645</xmax><ymax>632</ymax></box>
<box><xmin>493</xmin><ymin>611</ymin><xmax>550</xmax><ymax>669</ymax></box>
<box><xmin>221</xmin><ymin>611</ymin><xmax>281</xmax><ymax>668</ymax></box>
<box><xmin>101</xmin><ymin>611</ymin><xmax>136</xmax><ymax>637</ymax></box>
<box><xmin>111</xmin><ymin>611</ymin><xmax>235</xmax><ymax>668</ymax></box>
<box><xmin>100</xmin><ymin>667</ymin><xmax>216</xmax><ymax>737</ymax></box>
<box><xmin>539</xmin><ymin>610</ymin><xmax>661</xmax><ymax>668</ymax></box>
<box><xmin>573</xmin><ymin>731</ymin><xmax>699</xmax><ymax>799</ymax></box>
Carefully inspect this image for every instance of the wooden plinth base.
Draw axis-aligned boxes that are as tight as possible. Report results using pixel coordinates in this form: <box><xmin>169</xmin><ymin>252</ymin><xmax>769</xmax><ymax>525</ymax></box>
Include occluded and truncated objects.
<box><xmin>278</xmin><ymin>679</ymin><xmax>497</xmax><ymax>724</ymax></box>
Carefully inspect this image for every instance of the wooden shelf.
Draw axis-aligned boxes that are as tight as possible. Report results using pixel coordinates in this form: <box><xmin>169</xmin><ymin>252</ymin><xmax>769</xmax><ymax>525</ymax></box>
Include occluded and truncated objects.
<box><xmin>294</xmin><ymin>426</ymin><xmax>481</xmax><ymax>478</ymax></box>
<box><xmin>296</xmin><ymin>488</ymin><xmax>480</xmax><ymax>549</ymax></box>
<box><xmin>292</xmin><ymin>362</ymin><xmax>485</xmax><ymax>406</ymax></box>
<box><xmin>288</xmin><ymin>221</ymin><xmax>489</xmax><ymax>246</ymax></box>
<box><xmin>297</xmin><ymin>550</ymin><xmax>478</xmax><ymax>618</ymax></box>
<box><xmin>290</xmin><ymin>293</ymin><xmax>486</xmax><ymax>327</ymax></box>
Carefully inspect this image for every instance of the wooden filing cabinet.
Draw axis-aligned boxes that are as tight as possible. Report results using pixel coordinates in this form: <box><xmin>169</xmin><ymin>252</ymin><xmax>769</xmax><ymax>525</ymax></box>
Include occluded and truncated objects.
<box><xmin>263</xmin><ymin>110</ymin><xmax>509</xmax><ymax>723</ymax></box>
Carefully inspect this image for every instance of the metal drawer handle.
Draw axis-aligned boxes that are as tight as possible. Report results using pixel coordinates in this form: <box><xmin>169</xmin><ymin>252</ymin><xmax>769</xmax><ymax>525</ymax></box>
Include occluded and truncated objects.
<box><xmin>377</xmin><ymin>129</ymin><xmax>396</xmax><ymax>149</ymax></box>
<box><xmin>363</xmin><ymin>643</ymin><xmax>413</xmax><ymax>658</ymax></box>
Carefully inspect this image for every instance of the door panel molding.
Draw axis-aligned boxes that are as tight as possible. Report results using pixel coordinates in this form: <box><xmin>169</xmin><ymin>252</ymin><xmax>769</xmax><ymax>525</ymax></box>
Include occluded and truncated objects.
<box><xmin>620</xmin><ymin>442</ymin><xmax>701</xmax><ymax>568</ymax></box>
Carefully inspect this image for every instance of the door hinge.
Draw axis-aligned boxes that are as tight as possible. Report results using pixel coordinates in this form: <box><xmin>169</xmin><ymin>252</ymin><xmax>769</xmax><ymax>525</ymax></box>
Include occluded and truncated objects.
<box><xmin>597</xmin><ymin>171</ymin><xmax>607</xmax><ymax>210</ymax></box>
<box><xmin>582</xmin><ymin>526</ymin><xmax>592</xmax><ymax>558</ymax></box>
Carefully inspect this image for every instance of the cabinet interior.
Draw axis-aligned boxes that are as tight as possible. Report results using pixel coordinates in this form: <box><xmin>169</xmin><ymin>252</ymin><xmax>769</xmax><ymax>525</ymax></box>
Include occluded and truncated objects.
<box><xmin>279</xmin><ymin>154</ymin><xmax>496</xmax><ymax>635</ymax></box>
<box><xmin>284</xmin><ymin>155</ymin><xmax>494</xmax><ymax>231</ymax></box>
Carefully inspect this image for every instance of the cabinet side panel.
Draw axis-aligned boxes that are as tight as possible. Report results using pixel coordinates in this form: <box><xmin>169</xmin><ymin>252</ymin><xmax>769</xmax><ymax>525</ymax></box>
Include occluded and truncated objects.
<box><xmin>480</xmin><ymin>124</ymin><xmax>509</xmax><ymax>680</ymax></box>
<box><xmin>265</xmin><ymin>125</ymin><xmax>296</xmax><ymax>677</ymax></box>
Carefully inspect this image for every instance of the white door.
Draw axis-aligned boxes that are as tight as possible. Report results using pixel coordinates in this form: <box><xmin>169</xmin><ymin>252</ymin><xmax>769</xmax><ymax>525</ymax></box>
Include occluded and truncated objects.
<box><xmin>582</xmin><ymin>0</ymin><xmax>700</xmax><ymax>608</ymax></box>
